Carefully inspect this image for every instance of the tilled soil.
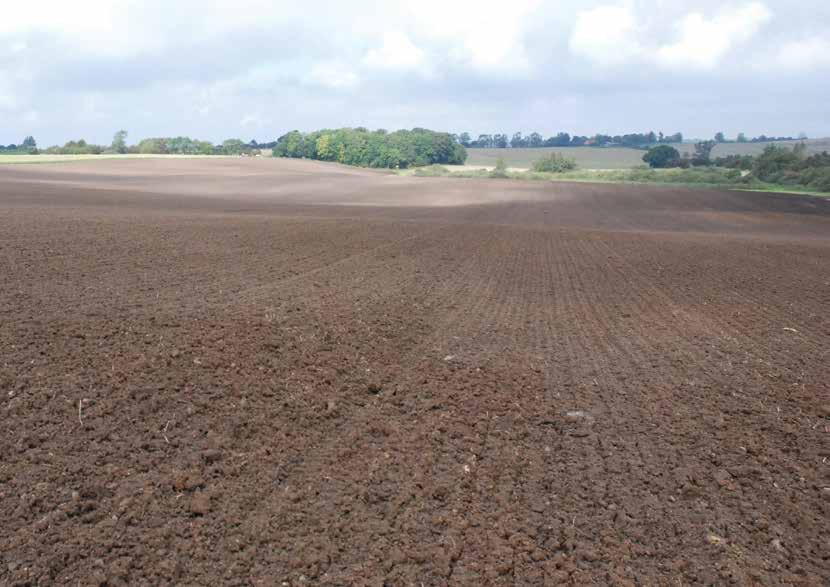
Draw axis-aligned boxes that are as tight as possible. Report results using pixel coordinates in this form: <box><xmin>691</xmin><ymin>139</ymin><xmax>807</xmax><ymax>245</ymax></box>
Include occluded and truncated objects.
<box><xmin>1</xmin><ymin>158</ymin><xmax>829</xmax><ymax>586</ymax></box>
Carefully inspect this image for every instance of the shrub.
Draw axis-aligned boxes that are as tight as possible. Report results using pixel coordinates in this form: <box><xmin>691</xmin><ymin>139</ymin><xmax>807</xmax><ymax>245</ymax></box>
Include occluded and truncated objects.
<box><xmin>531</xmin><ymin>152</ymin><xmax>577</xmax><ymax>173</ymax></box>
<box><xmin>643</xmin><ymin>145</ymin><xmax>681</xmax><ymax>168</ymax></box>
<box><xmin>752</xmin><ymin>145</ymin><xmax>801</xmax><ymax>182</ymax></box>
<box><xmin>489</xmin><ymin>158</ymin><xmax>508</xmax><ymax>178</ymax></box>
<box><xmin>807</xmin><ymin>168</ymin><xmax>830</xmax><ymax>192</ymax></box>
<box><xmin>713</xmin><ymin>154</ymin><xmax>754</xmax><ymax>170</ymax></box>
<box><xmin>413</xmin><ymin>165</ymin><xmax>450</xmax><ymax>177</ymax></box>
<box><xmin>44</xmin><ymin>139</ymin><xmax>105</xmax><ymax>155</ymax></box>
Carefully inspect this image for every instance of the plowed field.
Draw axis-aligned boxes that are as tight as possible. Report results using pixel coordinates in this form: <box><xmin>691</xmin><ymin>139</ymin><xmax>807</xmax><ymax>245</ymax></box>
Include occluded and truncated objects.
<box><xmin>1</xmin><ymin>158</ymin><xmax>829</xmax><ymax>585</ymax></box>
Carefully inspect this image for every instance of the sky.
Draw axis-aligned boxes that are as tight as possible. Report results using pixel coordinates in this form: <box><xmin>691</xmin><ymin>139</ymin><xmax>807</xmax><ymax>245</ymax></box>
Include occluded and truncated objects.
<box><xmin>1</xmin><ymin>0</ymin><xmax>829</xmax><ymax>146</ymax></box>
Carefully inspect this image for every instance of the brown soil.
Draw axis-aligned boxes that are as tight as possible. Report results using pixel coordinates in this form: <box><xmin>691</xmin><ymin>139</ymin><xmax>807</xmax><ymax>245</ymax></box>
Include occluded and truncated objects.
<box><xmin>1</xmin><ymin>158</ymin><xmax>829</xmax><ymax>585</ymax></box>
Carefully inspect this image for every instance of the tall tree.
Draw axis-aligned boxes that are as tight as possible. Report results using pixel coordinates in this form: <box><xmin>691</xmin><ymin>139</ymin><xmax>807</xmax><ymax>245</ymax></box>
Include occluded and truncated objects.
<box><xmin>112</xmin><ymin>130</ymin><xmax>128</xmax><ymax>154</ymax></box>
<box><xmin>476</xmin><ymin>134</ymin><xmax>493</xmax><ymax>148</ymax></box>
<box><xmin>20</xmin><ymin>136</ymin><xmax>37</xmax><ymax>153</ymax></box>
<box><xmin>692</xmin><ymin>140</ymin><xmax>716</xmax><ymax>166</ymax></box>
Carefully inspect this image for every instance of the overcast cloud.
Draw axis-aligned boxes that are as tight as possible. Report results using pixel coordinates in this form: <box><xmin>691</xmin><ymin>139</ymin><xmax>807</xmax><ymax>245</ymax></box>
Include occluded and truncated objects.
<box><xmin>1</xmin><ymin>0</ymin><xmax>828</xmax><ymax>145</ymax></box>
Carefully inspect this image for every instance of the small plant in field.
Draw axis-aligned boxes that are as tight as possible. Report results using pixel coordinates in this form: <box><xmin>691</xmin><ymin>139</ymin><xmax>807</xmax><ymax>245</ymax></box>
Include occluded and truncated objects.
<box><xmin>490</xmin><ymin>158</ymin><xmax>509</xmax><ymax>178</ymax></box>
<box><xmin>413</xmin><ymin>164</ymin><xmax>450</xmax><ymax>177</ymax></box>
<box><xmin>531</xmin><ymin>152</ymin><xmax>577</xmax><ymax>173</ymax></box>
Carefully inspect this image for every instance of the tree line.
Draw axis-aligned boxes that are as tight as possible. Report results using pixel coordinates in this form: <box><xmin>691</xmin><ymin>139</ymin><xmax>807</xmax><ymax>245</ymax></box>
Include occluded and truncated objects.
<box><xmin>457</xmin><ymin>131</ymin><xmax>684</xmax><ymax>149</ymax></box>
<box><xmin>1</xmin><ymin>132</ymin><xmax>270</xmax><ymax>156</ymax></box>
<box><xmin>5</xmin><ymin>129</ymin><xmax>812</xmax><ymax>170</ymax></box>
<box><xmin>458</xmin><ymin>131</ymin><xmax>807</xmax><ymax>149</ymax></box>
<box><xmin>0</xmin><ymin>136</ymin><xmax>38</xmax><ymax>154</ymax></box>
<box><xmin>642</xmin><ymin>142</ymin><xmax>718</xmax><ymax>169</ymax></box>
<box><xmin>273</xmin><ymin>128</ymin><xmax>467</xmax><ymax>168</ymax></box>
<box><xmin>722</xmin><ymin>132</ymin><xmax>805</xmax><ymax>144</ymax></box>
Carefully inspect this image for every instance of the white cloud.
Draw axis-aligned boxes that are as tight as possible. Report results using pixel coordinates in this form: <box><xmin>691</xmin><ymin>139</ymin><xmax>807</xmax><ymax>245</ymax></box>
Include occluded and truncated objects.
<box><xmin>79</xmin><ymin>94</ymin><xmax>110</xmax><ymax>122</ymax></box>
<box><xmin>364</xmin><ymin>31</ymin><xmax>425</xmax><ymax>70</ymax></box>
<box><xmin>655</xmin><ymin>2</ymin><xmax>772</xmax><ymax>70</ymax></box>
<box><xmin>240</xmin><ymin>113</ymin><xmax>271</xmax><ymax>128</ymax></box>
<box><xmin>0</xmin><ymin>0</ymin><xmax>305</xmax><ymax>57</ymax></box>
<box><xmin>569</xmin><ymin>5</ymin><xmax>642</xmax><ymax>67</ymax></box>
<box><xmin>0</xmin><ymin>91</ymin><xmax>15</xmax><ymax>110</ymax></box>
<box><xmin>0</xmin><ymin>1</ymin><xmax>118</xmax><ymax>36</ymax></box>
<box><xmin>770</xmin><ymin>36</ymin><xmax>830</xmax><ymax>72</ymax></box>
<box><xmin>404</xmin><ymin>0</ymin><xmax>541</xmax><ymax>72</ymax></box>
<box><xmin>569</xmin><ymin>2</ymin><xmax>772</xmax><ymax>71</ymax></box>
<box><xmin>304</xmin><ymin>62</ymin><xmax>359</xmax><ymax>90</ymax></box>
<box><xmin>0</xmin><ymin>70</ymin><xmax>23</xmax><ymax>111</ymax></box>
<box><xmin>0</xmin><ymin>1</ymin><xmax>160</xmax><ymax>56</ymax></box>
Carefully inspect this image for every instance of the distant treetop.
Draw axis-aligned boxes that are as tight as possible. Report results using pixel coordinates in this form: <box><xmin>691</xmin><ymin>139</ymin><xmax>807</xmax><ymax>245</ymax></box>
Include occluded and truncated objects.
<box><xmin>272</xmin><ymin>127</ymin><xmax>467</xmax><ymax>168</ymax></box>
<box><xmin>459</xmin><ymin>131</ymin><xmax>683</xmax><ymax>149</ymax></box>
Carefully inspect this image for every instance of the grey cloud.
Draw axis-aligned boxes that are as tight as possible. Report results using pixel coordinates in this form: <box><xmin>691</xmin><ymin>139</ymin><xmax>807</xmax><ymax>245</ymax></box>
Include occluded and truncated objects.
<box><xmin>2</xmin><ymin>0</ymin><xmax>828</xmax><ymax>146</ymax></box>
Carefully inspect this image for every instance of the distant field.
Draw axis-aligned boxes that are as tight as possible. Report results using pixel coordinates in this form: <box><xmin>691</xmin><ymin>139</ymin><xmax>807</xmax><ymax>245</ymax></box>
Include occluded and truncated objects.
<box><xmin>466</xmin><ymin>147</ymin><xmax>643</xmax><ymax>170</ymax></box>
<box><xmin>680</xmin><ymin>138</ymin><xmax>830</xmax><ymax>158</ymax></box>
<box><xmin>467</xmin><ymin>139</ymin><xmax>830</xmax><ymax>170</ymax></box>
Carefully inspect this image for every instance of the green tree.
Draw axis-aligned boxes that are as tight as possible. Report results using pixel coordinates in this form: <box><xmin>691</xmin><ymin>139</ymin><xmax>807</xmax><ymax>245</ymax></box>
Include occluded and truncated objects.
<box><xmin>196</xmin><ymin>140</ymin><xmax>214</xmax><ymax>155</ymax></box>
<box><xmin>643</xmin><ymin>145</ymin><xmax>681</xmax><ymax>168</ymax></box>
<box><xmin>19</xmin><ymin>136</ymin><xmax>37</xmax><ymax>154</ymax></box>
<box><xmin>692</xmin><ymin>140</ymin><xmax>716</xmax><ymax>166</ymax></box>
<box><xmin>736</xmin><ymin>133</ymin><xmax>748</xmax><ymax>143</ymax></box>
<box><xmin>752</xmin><ymin>144</ymin><xmax>801</xmax><ymax>182</ymax></box>
<box><xmin>112</xmin><ymin>130</ymin><xmax>128</xmax><ymax>154</ymax></box>
<box><xmin>221</xmin><ymin>139</ymin><xmax>246</xmax><ymax>155</ymax></box>
<box><xmin>273</xmin><ymin>131</ymin><xmax>305</xmax><ymax>158</ymax></box>
<box><xmin>273</xmin><ymin>127</ymin><xmax>466</xmax><ymax>168</ymax></box>
<box><xmin>714</xmin><ymin>132</ymin><xmax>726</xmax><ymax>143</ymax></box>
<box><xmin>315</xmin><ymin>134</ymin><xmax>333</xmax><ymax>160</ymax></box>
<box><xmin>545</xmin><ymin>132</ymin><xmax>571</xmax><ymax>147</ymax></box>
<box><xmin>137</xmin><ymin>138</ymin><xmax>168</xmax><ymax>154</ymax></box>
